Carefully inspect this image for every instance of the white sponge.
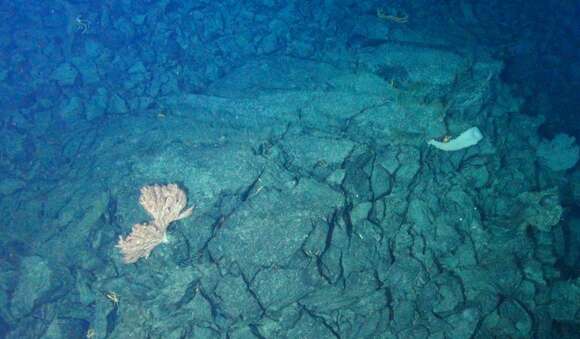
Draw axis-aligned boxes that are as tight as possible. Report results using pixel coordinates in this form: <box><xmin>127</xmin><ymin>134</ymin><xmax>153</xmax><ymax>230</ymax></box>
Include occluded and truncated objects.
<box><xmin>428</xmin><ymin>127</ymin><xmax>483</xmax><ymax>152</ymax></box>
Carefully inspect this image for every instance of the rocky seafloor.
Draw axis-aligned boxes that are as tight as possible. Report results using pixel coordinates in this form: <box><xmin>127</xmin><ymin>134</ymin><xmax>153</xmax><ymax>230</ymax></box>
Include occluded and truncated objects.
<box><xmin>0</xmin><ymin>1</ymin><xmax>579</xmax><ymax>338</ymax></box>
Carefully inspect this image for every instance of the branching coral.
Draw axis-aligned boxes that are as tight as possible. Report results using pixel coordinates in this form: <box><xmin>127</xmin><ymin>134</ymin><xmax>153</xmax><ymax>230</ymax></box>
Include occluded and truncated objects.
<box><xmin>116</xmin><ymin>184</ymin><xmax>193</xmax><ymax>263</ymax></box>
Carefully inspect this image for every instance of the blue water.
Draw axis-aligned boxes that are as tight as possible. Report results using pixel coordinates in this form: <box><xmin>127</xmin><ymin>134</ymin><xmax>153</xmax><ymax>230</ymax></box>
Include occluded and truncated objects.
<box><xmin>1</xmin><ymin>1</ymin><xmax>579</xmax><ymax>338</ymax></box>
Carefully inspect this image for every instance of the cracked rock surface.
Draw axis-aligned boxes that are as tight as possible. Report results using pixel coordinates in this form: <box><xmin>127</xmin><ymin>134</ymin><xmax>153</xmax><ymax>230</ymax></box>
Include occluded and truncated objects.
<box><xmin>0</xmin><ymin>1</ymin><xmax>579</xmax><ymax>338</ymax></box>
